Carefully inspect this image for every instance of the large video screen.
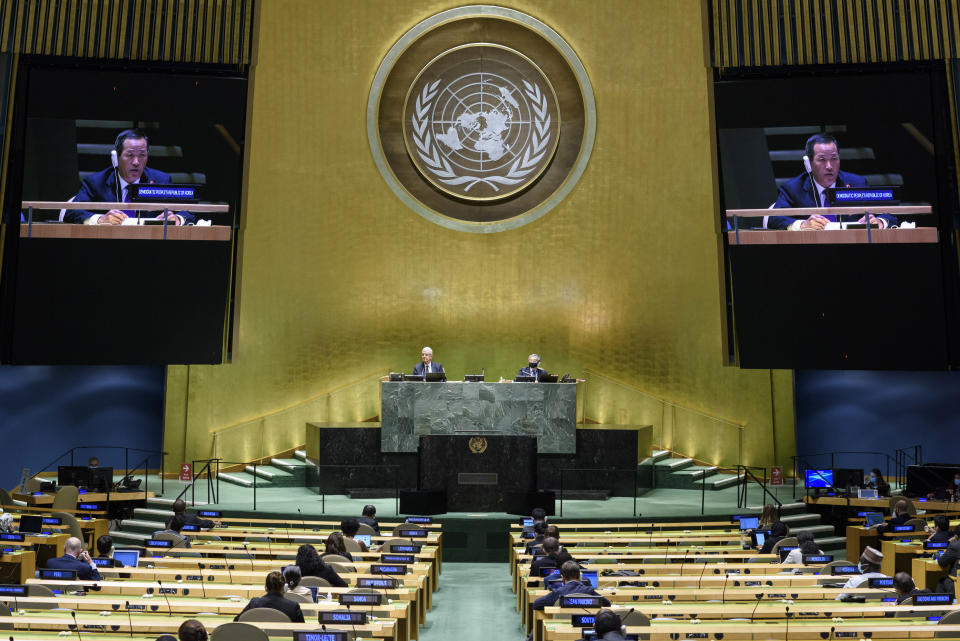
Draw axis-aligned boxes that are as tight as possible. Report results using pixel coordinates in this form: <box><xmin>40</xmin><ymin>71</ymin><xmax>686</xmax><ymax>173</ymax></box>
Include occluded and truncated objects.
<box><xmin>715</xmin><ymin>65</ymin><xmax>960</xmax><ymax>370</ymax></box>
<box><xmin>0</xmin><ymin>59</ymin><xmax>247</xmax><ymax>364</ymax></box>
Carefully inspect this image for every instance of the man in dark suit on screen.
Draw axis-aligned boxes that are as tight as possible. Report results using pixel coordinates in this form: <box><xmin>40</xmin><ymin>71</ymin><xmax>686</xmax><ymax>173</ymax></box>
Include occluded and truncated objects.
<box><xmin>64</xmin><ymin>129</ymin><xmax>193</xmax><ymax>225</ymax></box>
<box><xmin>46</xmin><ymin>536</ymin><xmax>102</xmax><ymax>581</ymax></box>
<box><xmin>767</xmin><ymin>133</ymin><xmax>895</xmax><ymax>231</ymax></box>
<box><xmin>413</xmin><ymin>346</ymin><xmax>445</xmax><ymax>380</ymax></box>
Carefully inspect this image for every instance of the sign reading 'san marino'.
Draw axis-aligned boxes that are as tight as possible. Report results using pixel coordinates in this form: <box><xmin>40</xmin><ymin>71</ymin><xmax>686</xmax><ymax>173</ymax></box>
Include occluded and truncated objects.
<box><xmin>368</xmin><ymin>6</ymin><xmax>595</xmax><ymax>233</ymax></box>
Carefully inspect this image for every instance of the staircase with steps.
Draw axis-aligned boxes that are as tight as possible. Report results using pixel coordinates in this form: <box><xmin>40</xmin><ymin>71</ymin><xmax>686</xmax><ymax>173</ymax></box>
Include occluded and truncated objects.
<box><xmin>640</xmin><ymin>450</ymin><xmax>745</xmax><ymax>491</ymax></box>
<box><xmin>218</xmin><ymin>450</ymin><xmax>312</xmax><ymax>489</ymax></box>
<box><xmin>109</xmin><ymin>496</ymin><xmax>211</xmax><ymax>546</ymax></box>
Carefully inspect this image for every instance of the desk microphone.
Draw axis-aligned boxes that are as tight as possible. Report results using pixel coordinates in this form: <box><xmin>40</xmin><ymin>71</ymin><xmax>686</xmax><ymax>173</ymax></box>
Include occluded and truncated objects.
<box><xmin>222</xmin><ymin>552</ymin><xmax>234</xmax><ymax>583</ymax></box>
<box><xmin>719</xmin><ymin>573</ymin><xmax>730</xmax><ymax>620</ymax></box>
<box><xmin>346</xmin><ymin>602</ymin><xmax>359</xmax><ymax>639</ymax></box>
<box><xmin>749</xmin><ymin>593</ymin><xmax>764</xmax><ymax>622</ymax></box>
<box><xmin>156</xmin><ymin>579</ymin><xmax>173</xmax><ymax>616</ymax></box>
<box><xmin>70</xmin><ymin>609</ymin><xmax>83</xmax><ymax>640</ymax></box>
<box><xmin>242</xmin><ymin>543</ymin><xmax>255</xmax><ymax>571</ymax></box>
<box><xmin>784</xmin><ymin>605</ymin><xmax>790</xmax><ymax>641</ymax></box>
<box><xmin>696</xmin><ymin>561</ymin><xmax>708</xmax><ymax>589</ymax></box>
<box><xmin>124</xmin><ymin>600</ymin><xmax>134</xmax><ymax>637</ymax></box>
<box><xmin>197</xmin><ymin>561</ymin><xmax>208</xmax><ymax>598</ymax></box>
<box><xmin>827</xmin><ymin>626</ymin><xmax>835</xmax><ymax>641</ymax></box>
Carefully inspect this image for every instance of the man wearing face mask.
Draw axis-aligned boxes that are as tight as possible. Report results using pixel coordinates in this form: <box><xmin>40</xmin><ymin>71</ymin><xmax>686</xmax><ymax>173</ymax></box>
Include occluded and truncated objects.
<box><xmin>768</xmin><ymin>134</ymin><xmax>895</xmax><ymax>231</ymax></box>
<box><xmin>837</xmin><ymin>546</ymin><xmax>887</xmax><ymax>599</ymax></box>
<box><xmin>517</xmin><ymin>354</ymin><xmax>548</xmax><ymax>381</ymax></box>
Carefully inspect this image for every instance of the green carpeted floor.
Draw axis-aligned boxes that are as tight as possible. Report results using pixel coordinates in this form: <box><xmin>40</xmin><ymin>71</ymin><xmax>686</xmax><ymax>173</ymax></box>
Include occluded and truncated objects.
<box><xmin>418</xmin><ymin>562</ymin><xmax>519</xmax><ymax>641</ymax></box>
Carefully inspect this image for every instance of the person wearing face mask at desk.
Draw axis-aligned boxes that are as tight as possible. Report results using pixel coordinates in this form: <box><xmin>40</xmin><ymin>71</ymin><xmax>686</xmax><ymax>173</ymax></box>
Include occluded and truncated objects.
<box><xmin>864</xmin><ymin>468</ymin><xmax>891</xmax><ymax>497</ymax></box>
<box><xmin>837</xmin><ymin>546</ymin><xmax>887</xmax><ymax>600</ymax></box>
<box><xmin>517</xmin><ymin>354</ymin><xmax>548</xmax><ymax>381</ymax></box>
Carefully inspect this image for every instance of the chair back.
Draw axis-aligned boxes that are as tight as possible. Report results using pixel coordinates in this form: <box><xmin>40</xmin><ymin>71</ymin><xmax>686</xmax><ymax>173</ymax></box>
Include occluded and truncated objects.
<box><xmin>155</xmin><ymin>636</ymin><xmax>178</xmax><ymax>641</ymax></box>
<box><xmin>210</xmin><ymin>622</ymin><xmax>270</xmax><ymax>641</ymax></box>
<box><xmin>237</xmin><ymin>606</ymin><xmax>291</xmax><ymax>623</ymax></box>
<box><xmin>323</xmin><ymin>554</ymin><xmax>351</xmax><ymax>564</ymax></box>
<box><xmin>889</xmin><ymin>495</ymin><xmax>917</xmax><ymax>515</ymax></box>
<box><xmin>300</xmin><ymin>576</ymin><xmax>331</xmax><ymax>588</ymax></box>
<box><xmin>349</xmin><ymin>587</ymin><xmax>380</xmax><ymax>595</ymax></box>
<box><xmin>935</xmin><ymin>609</ymin><xmax>960</xmax><ymax>638</ymax></box>
<box><xmin>771</xmin><ymin>536</ymin><xmax>799</xmax><ymax>554</ymax></box>
<box><xmin>52</xmin><ymin>511</ymin><xmax>85</xmax><ymax>542</ymax></box>
<box><xmin>328</xmin><ymin>561</ymin><xmax>355</xmax><ymax>574</ymax></box>
<box><xmin>382</xmin><ymin>538</ymin><xmax>411</xmax><ymax>553</ymax></box>
<box><xmin>343</xmin><ymin>537</ymin><xmax>362</xmax><ymax>553</ymax></box>
<box><xmin>392</xmin><ymin>523</ymin><xmax>423</xmax><ymax>536</ymax></box>
<box><xmin>51</xmin><ymin>485</ymin><xmax>79</xmax><ymax>511</ymax></box>
<box><xmin>153</xmin><ymin>531</ymin><xmax>188</xmax><ymax>548</ymax></box>
<box><xmin>0</xmin><ymin>488</ymin><xmax>14</xmax><ymax>506</ymax></box>
<box><xmin>284</xmin><ymin>591</ymin><xmax>313</xmax><ymax>604</ymax></box>
<box><xmin>357</xmin><ymin>522</ymin><xmax>377</xmax><ymax>536</ymax></box>
<box><xmin>25</xmin><ymin>583</ymin><xmax>57</xmax><ymax>609</ymax></box>
<box><xmin>904</xmin><ymin>518</ymin><xmax>927</xmax><ymax>529</ymax></box>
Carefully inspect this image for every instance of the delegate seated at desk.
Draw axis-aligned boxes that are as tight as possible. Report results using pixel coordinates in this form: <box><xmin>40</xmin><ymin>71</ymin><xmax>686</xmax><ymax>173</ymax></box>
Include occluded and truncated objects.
<box><xmin>46</xmin><ymin>536</ymin><xmax>102</xmax><ymax>581</ymax></box>
<box><xmin>64</xmin><ymin>128</ymin><xmax>194</xmax><ymax>225</ymax></box>
<box><xmin>518</xmin><ymin>353</ymin><xmax>549</xmax><ymax>380</ymax></box>
<box><xmin>412</xmin><ymin>346</ymin><xmax>445</xmax><ymax>380</ymax></box>
<box><xmin>767</xmin><ymin>134</ymin><xmax>895</xmax><ymax>231</ymax></box>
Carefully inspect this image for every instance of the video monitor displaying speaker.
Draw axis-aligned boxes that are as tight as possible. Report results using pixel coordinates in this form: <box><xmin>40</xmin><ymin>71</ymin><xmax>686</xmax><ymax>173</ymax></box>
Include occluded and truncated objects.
<box><xmin>0</xmin><ymin>58</ymin><xmax>248</xmax><ymax>365</ymax></box>
<box><xmin>714</xmin><ymin>64</ymin><xmax>960</xmax><ymax>369</ymax></box>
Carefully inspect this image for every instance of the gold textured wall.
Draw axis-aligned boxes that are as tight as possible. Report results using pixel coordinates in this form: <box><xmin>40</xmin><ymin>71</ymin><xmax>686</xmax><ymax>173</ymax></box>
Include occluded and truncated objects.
<box><xmin>163</xmin><ymin>0</ymin><xmax>796</xmax><ymax>472</ymax></box>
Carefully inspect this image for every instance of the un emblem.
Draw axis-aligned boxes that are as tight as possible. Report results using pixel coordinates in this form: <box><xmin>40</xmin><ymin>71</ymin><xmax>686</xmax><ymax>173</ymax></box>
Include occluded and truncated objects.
<box><xmin>368</xmin><ymin>6</ymin><xmax>596</xmax><ymax>232</ymax></box>
<box><xmin>404</xmin><ymin>45</ymin><xmax>560</xmax><ymax>201</ymax></box>
<box><xmin>468</xmin><ymin>436</ymin><xmax>488</xmax><ymax>454</ymax></box>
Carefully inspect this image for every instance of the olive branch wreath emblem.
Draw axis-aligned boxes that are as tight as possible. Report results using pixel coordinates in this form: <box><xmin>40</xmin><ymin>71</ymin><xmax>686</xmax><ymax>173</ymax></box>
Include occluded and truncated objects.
<box><xmin>411</xmin><ymin>79</ymin><xmax>552</xmax><ymax>192</ymax></box>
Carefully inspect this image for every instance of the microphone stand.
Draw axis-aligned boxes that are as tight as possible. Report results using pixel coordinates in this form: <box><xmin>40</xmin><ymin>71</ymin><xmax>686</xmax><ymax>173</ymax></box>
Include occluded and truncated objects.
<box><xmin>70</xmin><ymin>609</ymin><xmax>83</xmax><ymax>640</ymax></box>
<box><xmin>124</xmin><ymin>601</ymin><xmax>134</xmax><ymax>638</ymax></box>
<box><xmin>197</xmin><ymin>561</ymin><xmax>208</xmax><ymax>598</ymax></box>
<box><xmin>156</xmin><ymin>579</ymin><xmax>173</xmax><ymax>616</ymax></box>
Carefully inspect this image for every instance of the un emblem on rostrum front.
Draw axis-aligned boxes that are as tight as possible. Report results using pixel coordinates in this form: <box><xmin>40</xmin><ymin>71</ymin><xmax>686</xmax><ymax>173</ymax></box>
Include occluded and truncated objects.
<box><xmin>403</xmin><ymin>44</ymin><xmax>560</xmax><ymax>202</ymax></box>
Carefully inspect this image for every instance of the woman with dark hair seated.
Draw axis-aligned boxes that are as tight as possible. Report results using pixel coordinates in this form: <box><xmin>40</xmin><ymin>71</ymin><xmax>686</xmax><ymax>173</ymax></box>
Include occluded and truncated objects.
<box><xmin>321</xmin><ymin>531</ymin><xmax>353</xmax><ymax>561</ymax></box>
<box><xmin>234</xmin><ymin>570</ymin><xmax>305</xmax><ymax>622</ymax></box>
<box><xmin>866</xmin><ymin>468</ymin><xmax>891</xmax><ymax>497</ymax></box>
<box><xmin>295</xmin><ymin>544</ymin><xmax>347</xmax><ymax>587</ymax></box>
<box><xmin>760</xmin><ymin>521</ymin><xmax>789</xmax><ymax>555</ymax></box>
<box><xmin>283</xmin><ymin>566</ymin><xmax>312</xmax><ymax>598</ymax></box>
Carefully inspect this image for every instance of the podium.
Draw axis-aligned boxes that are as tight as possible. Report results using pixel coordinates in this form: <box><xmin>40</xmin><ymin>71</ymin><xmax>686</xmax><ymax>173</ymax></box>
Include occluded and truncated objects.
<box><xmin>418</xmin><ymin>435</ymin><xmax>537</xmax><ymax>512</ymax></box>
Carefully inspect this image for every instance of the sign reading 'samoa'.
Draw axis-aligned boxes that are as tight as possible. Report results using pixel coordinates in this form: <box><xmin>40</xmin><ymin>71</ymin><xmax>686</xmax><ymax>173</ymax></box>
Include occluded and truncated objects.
<box><xmin>367</xmin><ymin>6</ymin><xmax>595</xmax><ymax>233</ymax></box>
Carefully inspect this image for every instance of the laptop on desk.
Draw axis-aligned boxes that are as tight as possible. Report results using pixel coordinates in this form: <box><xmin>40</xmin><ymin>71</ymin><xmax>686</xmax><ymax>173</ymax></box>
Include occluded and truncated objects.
<box><xmin>18</xmin><ymin>515</ymin><xmax>43</xmax><ymax>535</ymax></box>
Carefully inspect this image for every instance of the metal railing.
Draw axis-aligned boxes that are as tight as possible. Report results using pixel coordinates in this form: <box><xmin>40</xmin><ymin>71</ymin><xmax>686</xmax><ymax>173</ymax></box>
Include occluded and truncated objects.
<box><xmin>181</xmin><ymin>458</ymin><xmax>222</xmax><ymax>506</ymax></box>
<box><xmin>558</xmin><ymin>467</ymin><xmax>639</xmax><ymax>517</ymax></box>
<box><xmin>895</xmin><ymin>445</ymin><xmax>923</xmax><ymax>485</ymax></box>
<box><xmin>790</xmin><ymin>450</ymin><xmax>902</xmax><ymax>500</ymax></box>
<box><xmin>313</xmin><ymin>464</ymin><xmax>400</xmax><ymax>515</ymax></box>
<box><xmin>26</xmin><ymin>445</ymin><xmax>167</xmax><ymax>494</ymax></box>
<box><xmin>735</xmin><ymin>465</ymin><xmax>783</xmax><ymax>511</ymax></box>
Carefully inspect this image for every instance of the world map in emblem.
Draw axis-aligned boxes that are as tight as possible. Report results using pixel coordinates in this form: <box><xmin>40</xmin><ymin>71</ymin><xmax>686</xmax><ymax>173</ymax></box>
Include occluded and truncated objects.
<box><xmin>403</xmin><ymin>44</ymin><xmax>561</xmax><ymax>202</ymax></box>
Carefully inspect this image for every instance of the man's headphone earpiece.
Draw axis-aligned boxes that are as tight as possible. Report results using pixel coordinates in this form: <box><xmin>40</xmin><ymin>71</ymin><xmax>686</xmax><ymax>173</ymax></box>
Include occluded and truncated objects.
<box><xmin>111</xmin><ymin>149</ymin><xmax>118</xmax><ymax>168</ymax></box>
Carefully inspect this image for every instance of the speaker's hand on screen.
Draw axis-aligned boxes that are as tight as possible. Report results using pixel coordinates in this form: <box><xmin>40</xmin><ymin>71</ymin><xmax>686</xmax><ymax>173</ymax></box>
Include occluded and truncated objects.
<box><xmin>99</xmin><ymin>210</ymin><xmax>127</xmax><ymax>225</ymax></box>
<box><xmin>856</xmin><ymin>214</ymin><xmax>882</xmax><ymax>228</ymax></box>
<box><xmin>155</xmin><ymin>212</ymin><xmax>180</xmax><ymax>225</ymax></box>
<box><xmin>799</xmin><ymin>215</ymin><xmax>828</xmax><ymax>230</ymax></box>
